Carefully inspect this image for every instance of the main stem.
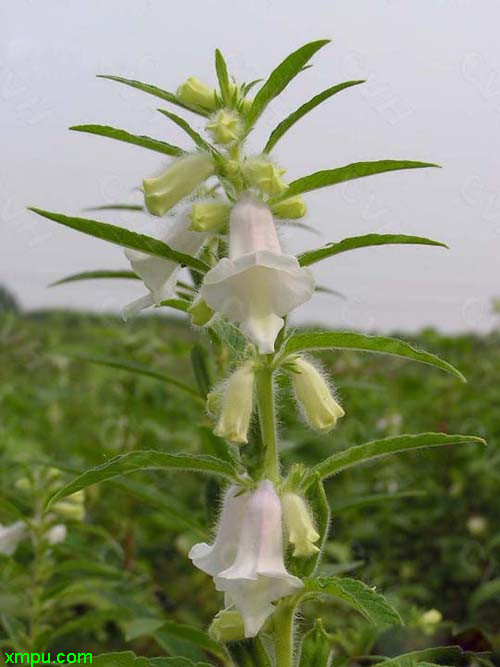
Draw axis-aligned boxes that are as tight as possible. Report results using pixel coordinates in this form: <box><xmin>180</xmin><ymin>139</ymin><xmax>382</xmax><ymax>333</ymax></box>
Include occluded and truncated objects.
<box><xmin>256</xmin><ymin>361</ymin><xmax>295</xmax><ymax>667</ymax></box>
<box><xmin>256</xmin><ymin>362</ymin><xmax>280</xmax><ymax>485</ymax></box>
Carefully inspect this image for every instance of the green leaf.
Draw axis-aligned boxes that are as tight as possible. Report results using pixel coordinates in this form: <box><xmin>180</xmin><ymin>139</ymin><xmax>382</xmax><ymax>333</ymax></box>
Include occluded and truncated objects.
<box><xmin>85</xmin><ymin>203</ymin><xmax>145</xmax><ymax>212</ymax></box>
<box><xmin>290</xmin><ymin>474</ymin><xmax>330</xmax><ymax>579</ymax></box>
<box><xmin>70</xmin><ymin>124</ymin><xmax>185</xmax><ymax>157</ymax></box>
<box><xmin>158</xmin><ymin>298</ymin><xmax>191</xmax><ymax>313</ymax></box>
<box><xmin>469</xmin><ymin>578</ymin><xmax>500</xmax><ymax>612</ymax></box>
<box><xmin>303</xmin><ymin>433</ymin><xmax>486</xmax><ymax>488</ymax></box>
<box><xmin>47</xmin><ymin>450</ymin><xmax>238</xmax><ymax>508</ymax></box>
<box><xmin>153</xmin><ymin>620</ymin><xmax>228</xmax><ymax>663</ymax></box>
<box><xmin>264</xmin><ymin>80</ymin><xmax>365</xmax><ymax>153</ymax></box>
<box><xmin>272</xmin><ymin>160</ymin><xmax>439</xmax><ymax>202</ymax></box>
<box><xmin>81</xmin><ymin>652</ymin><xmax>148</xmax><ymax>667</ymax></box>
<box><xmin>334</xmin><ymin>490</ymin><xmax>426</xmax><ymax>513</ymax></box>
<box><xmin>246</xmin><ymin>39</ymin><xmax>331</xmax><ymax>129</ymax></box>
<box><xmin>215</xmin><ymin>49</ymin><xmax>232</xmax><ymax>105</ymax></box>
<box><xmin>97</xmin><ymin>74</ymin><xmax>210</xmax><ymax>117</ymax></box>
<box><xmin>28</xmin><ymin>208</ymin><xmax>210</xmax><ymax>273</ymax></box>
<box><xmin>375</xmin><ymin>646</ymin><xmax>466</xmax><ymax>667</ymax></box>
<box><xmin>303</xmin><ymin>576</ymin><xmax>402</xmax><ymax>627</ymax></box>
<box><xmin>299</xmin><ymin>619</ymin><xmax>333</xmax><ymax>667</ymax></box>
<box><xmin>50</xmin><ymin>270</ymin><xmax>139</xmax><ymax>287</ymax></box>
<box><xmin>157</xmin><ymin>108</ymin><xmax>219</xmax><ymax>156</ymax></box>
<box><xmin>191</xmin><ymin>343</ymin><xmax>214</xmax><ymax>397</ymax></box>
<box><xmin>315</xmin><ymin>285</ymin><xmax>346</xmax><ymax>299</ymax></box>
<box><xmin>63</xmin><ymin>352</ymin><xmax>201</xmax><ymax>399</ymax></box>
<box><xmin>113</xmin><ymin>478</ymin><xmax>207</xmax><ymax>537</ymax></box>
<box><xmin>297</xmin><ymin>233</ymin><xmax>447</xmax><ymax>267</ymax></box>
<box><xmin>282</xmin><ymin>331</ymin><xmax>466</xmax><ymax>381</ymax></box>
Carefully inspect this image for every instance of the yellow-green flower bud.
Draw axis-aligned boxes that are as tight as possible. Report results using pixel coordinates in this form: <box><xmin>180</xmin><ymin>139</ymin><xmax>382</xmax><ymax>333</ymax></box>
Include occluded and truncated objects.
<box><xmin>271</xmin><ymin>195</ymin><xmax>307</xmax><ymax>220</ymax></box>
<box><xmin>290</xmin><ymin>356</ymin><xmax>345</xmax><ymax>432</ymax></box>
<box><xmin>209</xmin><ymin>609</ymin><xmax>246</xmax><ymax>643</ymax></box>
<box><xmin>176</xmin><ymin>77</ymin><xmax>217</xmax><ymax>112</ymax></box>
<box><xmin>53</xmin><ymin>490</ymin><xmax>85</xmax><ymax>522</ymax></box>
<box><xmin>242</xmin><ymin>157</ymin><xmax>288</xmax><ymax>196</ymax></box>
<box><xmin>282</xmin><ymin>492</ymin><xmax>320</xmax><ymax>558</ymax></box>
<box><xmin>240</xmin><ymin>97</ymin><xmax>253</xmax><ymax>116</ymax></box>
<box><xmin>188</xmin><ymin>201</ymin><xmax>230</xmax><ymax>232</ymax></box>
<box><xmin>467</xmin><ymin>515</ymin><xmax>488</xmax><ymax>535</ymax></box>
<box><xmin>214</xmin><ymin>362</ymin><xmax>255</xmax><ymax>444</ymax></box>
<box><xmin>206</xmin><ymin>109</ymin><xmax>242</xmax><ymax>145</ymax></box>
<box><xmin>188</xmin><ymin>296</ymin><xmax>214</xmax><ymax>326</ymax></box>
<box><xmin>420</xmin><ymin>609</ymin><xmax>442</xmax><ymax>626</ymax></box>
<box><xmin>143</xmin><ymin>154</ymin><xmax>215</xmax><ymax>217</ymax></box>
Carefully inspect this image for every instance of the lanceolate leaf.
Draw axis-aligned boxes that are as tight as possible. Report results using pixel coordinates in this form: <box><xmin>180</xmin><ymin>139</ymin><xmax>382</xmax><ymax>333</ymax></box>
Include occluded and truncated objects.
<box><xmin>158</xmin><ymin>298</ymin><xmax>191</xmax><ymax>312</ymax></box>
<box><xmin>97</xmin><ymin>74</ymin><xmax>210</xmax><ymax>117</ymax></box>
<box><xmin>28</xmin><ymin>208</ymin><xmax>210</xmax><ymax>273</ymax></box>
<box><xmin>246</xmin><ymin>39</ymin><xmax>331</xmax><ymax>129</ymax></box>
<box><xmin>157</xmin><ymin>109</ymin><xmax>219</xmax><ymax>156</ymax></box>
<box><xmin>282</xmin><ymin>331</ymin><xmax>465</xmax><ymax>381</ymax></box>
<box><xmin>47</xmin><ymin>450</ymin><xmax>239</xmax><ymax>508</ymax></box>
<box><xmin>303</xmin><ymin>577</ymin><xmax>402</xmax><ymax>627</ymax></box>
<box><xmin>272</xmin><ymin>160</ymin><xmax>439</xmax><ymax>202</ymax></box>
<box><xmin>215</xmin><ymin>49</ymin><xmax>232</xmax><ymax>105</ymax></box>
<box><xmin>264</xmin><ymin>79</ymin><xmax>365</xmax><ymax>153</ymax></box>
<box><xmin>297</xmin><ymin>233</ymin><xmax>447</xmax><ymax>267</ymax></box>
<box><xmin>69</xmin><ymin>124</ymin><xmax>185</xmax><ymax>157</ymax></box>
<box><xmin>50</xmin><ymin>270</ymin><xmax>139</xmax><ymax>287</ymax></box>
<box><xmin>85</xmin><ymin>204</ymin><xmax>145</xmax><ymax>212</ymax></box>
<box><xmin>302</xmin><ymin>433</ymin><xmax>486</xmax><ymax>489</ymax></box>
<box><xmin>374</xmin><ymin>646</ymin><xmax>466</xmax><ymax>667</ymax></box>
<box><xmin>63</xmin><ymin>352</ymin><xmax>201</xmax><ymax>399</ymax></box>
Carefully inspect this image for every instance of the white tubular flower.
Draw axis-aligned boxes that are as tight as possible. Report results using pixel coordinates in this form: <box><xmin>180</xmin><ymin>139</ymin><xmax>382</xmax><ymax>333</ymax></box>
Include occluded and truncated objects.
<box><xmin>143</xmin><ymin>153</ymin><xmax>215</xmax><ymax>217</ymax></box>
<box><xmin>290</xmin><ymin>356</ymin><xmax>345</xmax><ymax>432</ymax></box>
<box><xmin>201</xmin><ymin>195</ymin><xmax>314</xmax><ymax>354</ymax></box>
<box><xmin>214</xmin><ymin>480</ymin><xmax>303</xmax><ymax>638</ymax></box>
<box><xmin>282</xmin><ymin>492</ymin><xmax>320</xmax><ymax>558</ymax></box>
<box><xmin>0</xmin><ymin>521</ymin><xmax>26</xmax><ymax>556</ymax></box>
<box><xmin>214</xmin><ymin>362</ymin><xmax>255</xmax><ymax>444</ymax></box>
<box><xmin>123</xmin><ymin>213</ymin><xmax>207</xmax><ymax>319</ymax></box>
<box><xmin>189</xmin><ymin>484</ymin><xmax>249</xmax><ymax>576</ymax></box>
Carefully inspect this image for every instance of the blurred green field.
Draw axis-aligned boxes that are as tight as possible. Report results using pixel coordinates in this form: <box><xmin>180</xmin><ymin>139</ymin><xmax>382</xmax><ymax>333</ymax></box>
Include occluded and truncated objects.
<box><xmin>1</xmin><ymin>308</ymin><xmax>499</xmax><ymax>659</ymax></box>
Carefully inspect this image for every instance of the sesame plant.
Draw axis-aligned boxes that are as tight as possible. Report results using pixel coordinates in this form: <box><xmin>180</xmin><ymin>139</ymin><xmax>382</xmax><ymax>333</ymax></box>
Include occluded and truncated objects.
<box><xmin>22</xmin><ymin>40</ymin><xmax>486</xmax><ymax>666</ymax></box>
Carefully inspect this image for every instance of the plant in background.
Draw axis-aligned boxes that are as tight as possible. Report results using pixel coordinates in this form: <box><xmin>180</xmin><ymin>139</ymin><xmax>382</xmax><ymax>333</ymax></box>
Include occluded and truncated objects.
<box><xmin>25</xmin><ymin>40</ymin><xmax>487</xmax><ymax>666</ymax></box>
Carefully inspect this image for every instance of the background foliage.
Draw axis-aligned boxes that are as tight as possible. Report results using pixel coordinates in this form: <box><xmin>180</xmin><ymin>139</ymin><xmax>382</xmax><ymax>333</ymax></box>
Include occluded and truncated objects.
<box><xmin>1</xmin><ymin>305</ymin><xmax>498</xmax><ymax>662</ymax></box>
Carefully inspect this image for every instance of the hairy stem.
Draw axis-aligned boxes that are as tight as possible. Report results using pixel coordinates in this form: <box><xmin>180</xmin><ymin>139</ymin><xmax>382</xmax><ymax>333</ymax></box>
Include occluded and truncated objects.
<box><xmin>256</xmin><ymin>363</ymin><xmax>280</xmax><ymax>484</ymax></box>
<box><xmin>274</xmin><ymin>598</ymin><xmax>296</xmax><ymax>667</ymax></box>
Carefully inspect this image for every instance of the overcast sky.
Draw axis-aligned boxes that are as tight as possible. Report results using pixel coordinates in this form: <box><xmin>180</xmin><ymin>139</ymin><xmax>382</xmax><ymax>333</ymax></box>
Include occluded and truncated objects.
<box><xmin>2</xmin><ymin>0</ymin><xmax>499</xmax><ymax>332</ymax></box>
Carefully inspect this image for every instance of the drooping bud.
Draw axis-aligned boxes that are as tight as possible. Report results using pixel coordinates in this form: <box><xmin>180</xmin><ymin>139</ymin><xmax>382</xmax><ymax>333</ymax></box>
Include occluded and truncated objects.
<box><xmin>242</xmin><ymin>157</ymin><xmax>288</xmax><ymax>196</ymax></box>
<box><xmin>188</xmin><ymin>201</ymin><xmax>230</xmax><ymax>232</ymax></box>
<box><xmin>209</xmin><ymin>608</ymin><xmax>246</xmax><ymax>643</ymax></box>
<box><xmin>282</xmin><ymin>492</ymin><xmax>320</xmax><ymax>558</ymax></box>
<box><xmin>176</xmin><ymin>77</ymin><xmax>217</xmax><ymax>112</ymax></box>
<box><xmin>214</xmin><ymin>362</ymin><xmax>255</xmax><ymax>443</ymax></box>
<box><xmin>271</xmin><ymin>195</ymin><xmax>307</xmax><ymax>220</ymax></box>
<box><xmin>52</xmin><ymin>490</ymin><xmax>85</xmax><ymax>522</ymax></box>
<box><xmin>188</xmin><ymin>296</ymin><xmax>214</xmax><ymax>326</ymax></box>
<box><xmin>290</xmin><ymin>356</ymin><xmax>345</xmax><ymax>432</ymax></box>
<box><xmin>206</xmin><ymin>109</ymin><xmax>242</xmax><ymax>145</ymax></box>
<box><xmin>143</xmin><ymin>153</ymin><xmax>215</xmax><ymax>217</ymax></box>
